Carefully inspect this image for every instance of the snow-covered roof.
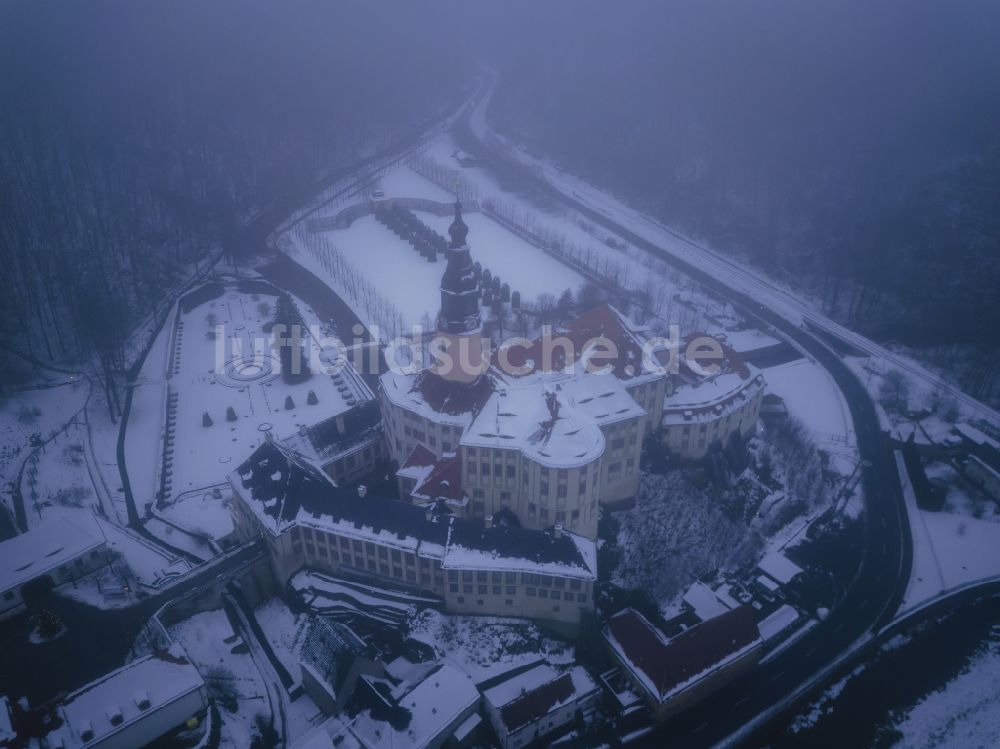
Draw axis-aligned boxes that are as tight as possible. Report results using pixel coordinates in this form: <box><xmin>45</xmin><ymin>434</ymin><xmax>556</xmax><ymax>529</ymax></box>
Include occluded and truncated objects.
<box><xmin>758</xmin><ymin>604</ymin><xmax>800</xmax><ymax>641</ymax></box>
<box><xmin>757</xmin><ymin>551</ymin><xmax>804</xmax><ymax>585</ymax></box>
<box><xmin>232</xmin><ymin>441</ymin><xmax>597</xmax><ymax>578</ymax></box>
<box><xmin>554</xmin><ymin>373</ymin><xmax>646</xmax><ymax>427</ymax></box>
<box><xmin>710</xmin><ymin>329</ymin><xmax>781</xmax><ymax>354</ymax></box>
<box><xmin>493</xmin><ymin>666</ymin><xmax>598</xmax><ymax>735</ymax></box>
<box><xmin>279</xmin><ymin>400</ymin><xmax>383</xmax><ymax>467</ymax></box>
<box><xmin>443</xmin><ymin>524</ymin><xmax>597</xmax><ymax>581</ymax></box>
<box><xmin>0</xmin><ymin>516</ymin><xmax>105</xmax><ymax>593</ymax></box>
<box><xmin>604</xmin><ymin>607</ymin><xmax>761</xmax><ymax>704</ymax></box>
<box><xmin>483</xmin><ymin>663</ymin><xmax>559</xmax><ymax>709</ymax></box>
<box><xmin>682</xmin><ymin>582</ymin><xmax>735</xmax><ymax>622</ymax></box>
<box><xmin>462</xmin><ymin>385</ymin><xmax>605</xmax><ymax>469</ymax></box>
<box><xmin>397</xmin><ymin>444</ymin><xmax>438</xmax><ymax>483</ymax></box>
<box><xmin>662</xmin><ymin>366</ymin><xmax>765</xmax><ymax>426</ymax></box>
<box><xmin>350</xmin><ymin>663</ymin><xmax>478</xmax><ymax>749</ymax></box>
<box><xmin>380</xmin><ymin>369</ymin><xmax>492</xmax><ymax>426</ymax></box>
<box><xmin>954</xmin><ymin>423</ymin><xmax>1000</xmax><ymax>452</ymax></box>
<box><xmin>230</xmin><ymin>440</ymin><xmax>449</xmax><ymax>555</ymax></box>
<box><xmin>493</xmin><ymin>304</ymin><xmax>663</xmax><ymax>386</ymax></box>
<box><xmin>54</xmin><ymin>645</ymin><xmax>205</xmax><ymax>749</ymax></box>
<box><xmin>409</xmin><ymin>452</ymin><xmax>467</xmax><ymax>505</ymax></box>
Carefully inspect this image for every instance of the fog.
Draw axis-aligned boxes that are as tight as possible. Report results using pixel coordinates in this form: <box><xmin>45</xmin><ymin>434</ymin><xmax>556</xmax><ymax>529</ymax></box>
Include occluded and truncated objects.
<box><xmin>1</xmin><ymin>3</ymin><xmax>1000</xmax><ymax>747</ymax></box>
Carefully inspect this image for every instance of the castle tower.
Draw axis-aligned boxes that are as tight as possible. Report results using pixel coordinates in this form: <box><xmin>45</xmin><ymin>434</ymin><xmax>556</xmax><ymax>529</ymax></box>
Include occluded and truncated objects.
<box><xmin>432</xmin><ymin>200</ymin><xmax>484</xmax><ymax>383</ymax></box>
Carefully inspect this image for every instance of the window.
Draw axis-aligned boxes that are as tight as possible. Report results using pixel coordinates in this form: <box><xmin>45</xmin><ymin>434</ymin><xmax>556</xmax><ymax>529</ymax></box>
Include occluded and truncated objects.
<box><xmin>481</xmin><ymin>462</ymin><xmax>490</xmax><ymax>476</ymax></box>
<box><xmin>500</xmin><ymin>491</ymin><xmax>511</xmax><ymax>505</ymax></box>
<box><xmin>551</xmin><ymin>590</ymin><xmax>562</xmax><ymax>600</ymax></box>
<box><xmin>467</xmin><ymin>447</ymin><xmax>477</xmax><ymax>457</ymax></box>
<box><xmin>557</xmin><ymin>485</ymin><xmax>567</xmax><ymax>498</ymax></box>
<box><xmin>477</xmin><ymin>599</ymin><xmax>485</xmax><ymax>606</ymax></box>
<box><xmin>457</xmin><ymin>596</ymin><xmax>465</xmax><ymax>603</ymax></box>
<box><xmin>477</xmin><ymin>571</ymin><xmax>488</xmax><ymax>582</ymax></box>
<box><xmin>478</xmin><ymin>585</ymin><xmax>488</xmax><ymax>594</ymax></box>
<box><xmin>506</xmin><ymin>599</ymin><xmax>514</xmax><ymax>606</ymax></box>
<box><xmin>429</xmin><ymin>434</ymin><xmax>437</xmax><ymax>447</ymax></box>
<box><xmin>538</xmin><ymin>589</ymin><xmax>549</xmax><ymax>599</ymax></box>
<box><xmin>577</xmin><ymin>593</ymin><xmax>587</xmax><ymax>603</ymax></box>
<box><xmin>464</xmin><ymin>584</ymin><xmax>473</xmax><ymax>593</ymax></box>
<box><xmin>391</xmin><ymin>549</ymin><xmax>402</xmax><ymax>562</ymax></box>
<box><xmin>540</xmin><ymin>508</ymin><xmax>549</xmax><ymax>521</ymax></box>
<box><xmin>491</xmin><ymin>571</ymin><xmax>502</xmax><ymax>583</ymax></box>
<box><xmin>528</xmin><ymin>503</ymin><xmax>537</xmax><ymax>516</ymax></box>
<box><xmin>473</xmin><ymin>500</ymin><xmax>485</xmax><ymax>514</ymax></box>
<box><xmin>540</xmin><ymin>482</ymin><xmax>549</xmax><ymax>495</ymax></box>
<box><xmin>506</xmin><ymin>585</ymin><xmax>516</xmax><ymax>595</ymax></box>
<box><xmin>612</xmin><ymin>437</ymin><xmax>625</xmax><ymax>450</ymax></box>
<box><xmin>378</xmin><ymin>547</ymin><xmax>388</xmax><ymax>559</ymax></box>
<box><xmin>526</xmin><ymin>587</ymin><xmax>536</xmax><ymax>597</ymax></box>
<box><xmin>443</xmin><ymin>442</ymin><xmax>452</xmax><ymax>452</ymax></box>
<box><xmin>462</xmin><ymin>571</ymin><xmax>473</xmax><ymax>581</ymax></box>
<box><xmin>493</xmin><ymin>586</ymin><xmax>501</xmax><ymax>595</ymax></box>
<box><xmin>506</xmin><ymin>465</ymin><xmax>516</xmax><ymax>478</ymax></box>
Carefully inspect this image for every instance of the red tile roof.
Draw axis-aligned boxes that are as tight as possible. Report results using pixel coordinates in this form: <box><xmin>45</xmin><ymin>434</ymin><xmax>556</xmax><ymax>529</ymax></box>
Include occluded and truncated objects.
<box><xmin>498</xmin><ymin>672</ymin><xmax>575</xmax><ymax>733</ymax></box>
<box><xmin>399</xmin><ymin>444</ymin><xmax>437</xmax><ymax>473</ymax></box>
<box><xmin>605</xmin><ymin>606</ymin><xmax>760</xmax><ymax>703</ymax></box>
<box><xmin>412</xmin><ymin>452</ymin><xmax>465</xmax><ymax>502</ymax></box>
<box><xmin>412</xmin><ymin>370</ymin><xmax>495</xmax><ymax>416</ymax></box>
<box><xmin>494</xmin><ymin>303</ymin><xmax>648</xmax><ymax>380</ymax></box>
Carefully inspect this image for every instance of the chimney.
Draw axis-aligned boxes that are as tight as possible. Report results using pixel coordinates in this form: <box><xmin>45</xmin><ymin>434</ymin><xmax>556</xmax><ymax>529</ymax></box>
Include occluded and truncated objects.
<box><xmin>485</xmin><ymin>513</ymin><xmax>493</xmax><ymax>529</ymax></box>
<box><xmin>553</xmin><ymin>523</ymin><xmax>563</xmax><ymax>539</ymax></box>
<box><xmin>357</xmin><ymin>485</ymin><xmax>368</xmax><ymax>498</ymax></box>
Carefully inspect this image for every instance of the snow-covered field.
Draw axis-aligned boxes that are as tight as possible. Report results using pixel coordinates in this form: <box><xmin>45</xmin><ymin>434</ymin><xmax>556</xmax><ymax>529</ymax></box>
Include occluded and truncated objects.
<box><xmin>280</xmin><ymin>166</ymin><xmax>586</xmax><ymax>331</ymax></box>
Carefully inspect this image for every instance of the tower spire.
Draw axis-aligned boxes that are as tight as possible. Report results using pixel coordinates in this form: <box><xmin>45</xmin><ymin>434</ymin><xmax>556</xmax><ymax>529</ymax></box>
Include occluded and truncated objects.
<box><xmin>438</xmin><ymin>198</ymin><xmax>480</xmax><ymax>335</ymax></box>
<box><xmin>448</xmin><ymin>198</ymin><xmax>469</xmax><ymax>249</ymax></box>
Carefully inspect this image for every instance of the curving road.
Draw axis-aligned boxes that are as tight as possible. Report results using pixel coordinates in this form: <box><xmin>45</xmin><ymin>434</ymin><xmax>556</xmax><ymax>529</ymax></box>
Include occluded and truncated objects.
<box><xmin>455</xmin><ymin>75</ymin><xmax>914</xmax><ymax>747</ymax></box>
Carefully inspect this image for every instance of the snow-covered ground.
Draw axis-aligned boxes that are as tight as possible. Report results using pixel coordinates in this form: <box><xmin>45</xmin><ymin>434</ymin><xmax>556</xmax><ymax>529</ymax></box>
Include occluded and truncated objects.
<box><xmin>408</xmin><ymin>609</ymin><xmax>574</xmax><ymax>684</ymax></box>
<box><xmin>279</xmin><ymin>165</ymin><xmax>586</xmax><ymax>332</ymax></box>
<box><xmin>762</xmin><ymin>358</ymin><xmax>857</xmax><ymax>475</ymax></box>
<box><xmin>169</xmin><ymin>608</ymin><xmax>270</xmax><ymax>749</ymax></box>
<box><xmin>896</xmin><ymin>451</ymin><xmax>1000</xmax><ymax>611</ymax></box>
<box><xmin>1</xmin><ymin>380</ymin><xmax>91</xmax><ymax>527</ymax></box>
<box><xmin>160</xmin><ymin>286</ymin><xmax>362</xmax><ymax>498</ymax></box>
<box><xmin>890</xmin><ymin>641</ymin><xmax>1000</xmax><ymax>748</ymax></box>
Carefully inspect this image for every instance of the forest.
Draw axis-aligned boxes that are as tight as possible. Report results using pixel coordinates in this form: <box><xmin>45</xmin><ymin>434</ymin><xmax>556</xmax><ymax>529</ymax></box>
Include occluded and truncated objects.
<box><xmin>480</xmin><ymin>0</ymin><xmax>1000</xmax><ymax>403</ymax></box>
<box><xmin>0</xmin><ymin>1</ymin><xmax>462</xmax><ymax>411</ymax></box>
